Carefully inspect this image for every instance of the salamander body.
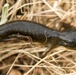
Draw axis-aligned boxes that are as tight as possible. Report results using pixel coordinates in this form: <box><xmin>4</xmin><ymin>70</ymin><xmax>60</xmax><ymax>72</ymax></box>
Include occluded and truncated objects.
<box><xmin>0</xmin><ymin>20</ymin><xmax>61</xmax><ymax>43</ymax></box>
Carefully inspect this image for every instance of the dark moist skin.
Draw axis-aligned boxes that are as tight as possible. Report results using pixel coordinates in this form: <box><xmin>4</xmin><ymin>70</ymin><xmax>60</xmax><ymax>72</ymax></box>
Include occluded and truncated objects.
<box><xmin>0</xmin><ymin>20</ymin><xmax>76</xmax><ymax>48</ymax></box>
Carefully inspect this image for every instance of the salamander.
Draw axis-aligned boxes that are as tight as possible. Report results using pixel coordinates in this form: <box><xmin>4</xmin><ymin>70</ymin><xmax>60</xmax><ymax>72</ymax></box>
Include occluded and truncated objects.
<box><xmin>0</xmin><ymin>20</ymin><xmax>76</xmax><ymax>48</ymax></box>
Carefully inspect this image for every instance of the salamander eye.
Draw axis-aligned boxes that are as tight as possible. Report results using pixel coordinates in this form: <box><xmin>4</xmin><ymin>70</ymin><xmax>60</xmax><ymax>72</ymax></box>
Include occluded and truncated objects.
<box><xmin>59</xmin><ymin>41</ymin><xmax>68</xmax><ymax>46</ymax></box>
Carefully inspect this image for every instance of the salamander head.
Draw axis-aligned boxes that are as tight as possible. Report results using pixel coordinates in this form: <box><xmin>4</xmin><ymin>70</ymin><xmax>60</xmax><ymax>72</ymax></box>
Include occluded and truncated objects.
<box><xmin>59</xmin><ymin>30</ymin><xmax>76</xmax><ymax>48</ymax></box>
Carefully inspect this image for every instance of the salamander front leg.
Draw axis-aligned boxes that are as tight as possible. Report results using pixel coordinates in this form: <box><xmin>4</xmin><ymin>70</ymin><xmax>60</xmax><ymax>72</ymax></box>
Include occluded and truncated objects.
<box><xmin>41</xmin><ymin>38</ymin><xmax>60</xmax><ymax>58</ymax></box>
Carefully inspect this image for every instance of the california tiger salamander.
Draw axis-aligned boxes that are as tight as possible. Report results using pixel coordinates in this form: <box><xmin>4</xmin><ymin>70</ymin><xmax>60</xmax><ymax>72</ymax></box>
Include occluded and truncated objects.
<box><xmin>0</xmin><ymin>20</ymin><xmax>76</xmax><ymax>48</ymax></box>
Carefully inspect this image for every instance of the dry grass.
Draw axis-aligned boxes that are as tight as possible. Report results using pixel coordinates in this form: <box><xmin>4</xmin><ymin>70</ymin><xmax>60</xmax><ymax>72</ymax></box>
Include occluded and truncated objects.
<box><xmin>0</xmin><ymin>0</ymin><xmax>76</xmax><ymax>75</ymax></box>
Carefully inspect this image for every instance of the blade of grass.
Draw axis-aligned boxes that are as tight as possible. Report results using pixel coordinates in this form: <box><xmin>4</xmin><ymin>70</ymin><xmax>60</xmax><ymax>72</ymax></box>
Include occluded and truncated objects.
<box><xmin>0</xmin><ymin>3</ymin><xmax>9</xmax><ymax>25</ymax></box>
